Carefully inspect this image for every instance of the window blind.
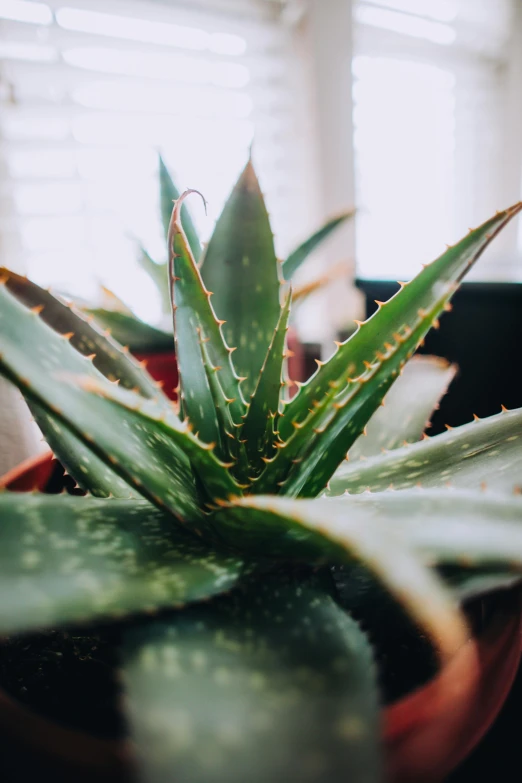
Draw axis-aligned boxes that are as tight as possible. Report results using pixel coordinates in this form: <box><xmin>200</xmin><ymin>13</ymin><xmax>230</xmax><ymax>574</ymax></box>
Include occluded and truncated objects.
<box><xmin>353</xmin><ymin>0</ymin><xmax>519</xmax><ymax>281</ymax></box>
<box><xmin>0</xmin><ymin>0</ymin><xmax>306</xmax><ymax>323</ymax></box>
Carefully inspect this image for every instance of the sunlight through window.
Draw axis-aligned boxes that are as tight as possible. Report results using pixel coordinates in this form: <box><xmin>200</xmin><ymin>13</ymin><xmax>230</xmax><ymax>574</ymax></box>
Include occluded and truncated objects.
<box><xmin>0</xmin><ymin>1</ymin><xmax>297</xmax><ymax>323</ymax></box>
<box><xmin>353</xmin><ymin>57</ymin><xmax>456</xmax><ymax>279</ymax></box>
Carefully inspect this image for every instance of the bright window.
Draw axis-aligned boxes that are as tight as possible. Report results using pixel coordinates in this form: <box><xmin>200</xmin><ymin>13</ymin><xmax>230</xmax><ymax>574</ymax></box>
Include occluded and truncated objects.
<box><xmin>0</xmin><ymin>0</ymin><xmax>307</xmax><ymax>323</ymax></box>
<box><xmin>353</xmin><ymin>0</ymin><xmax>518</xmax><ymax>280</ymax></box>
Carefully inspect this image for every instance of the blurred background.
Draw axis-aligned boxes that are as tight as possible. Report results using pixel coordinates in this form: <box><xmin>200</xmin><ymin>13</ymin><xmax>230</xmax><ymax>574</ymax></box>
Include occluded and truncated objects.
<box><xmin>1</xmin><ymin>0</ymin><xmax>522</xmax><ymax>449</ymax></box>
<box><xmin>2</xmin><ymin>0</ymin><xmax>521</xmax><ymax>336</ymax></box>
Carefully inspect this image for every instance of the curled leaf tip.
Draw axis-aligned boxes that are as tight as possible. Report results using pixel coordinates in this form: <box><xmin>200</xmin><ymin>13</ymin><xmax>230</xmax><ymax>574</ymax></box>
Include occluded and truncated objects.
<box><xmin>172</xmin><ymin>189</ymin><xmax>207</xmax><ymax>223</ymax></box>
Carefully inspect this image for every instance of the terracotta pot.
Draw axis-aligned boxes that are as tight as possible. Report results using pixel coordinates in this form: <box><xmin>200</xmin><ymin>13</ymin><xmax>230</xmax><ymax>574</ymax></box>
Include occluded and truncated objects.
<box><xmin>0</xmin><ymin>450</ymin><xmax>55</xmax><ymax>492</ymax></box>
<box><xmin>1</xmin><ymin>452</ymin><xmax>521</xmax><ymax>782</ymax></box>
<box><xmin>133</xmin><ymin>350</ymin><xmax>179</xmax><ymax>401</ymax></box>
<box><xmin>384</xmin><ymin>588</ymin><xmax>521</xmax><ymax>782</ymax></box>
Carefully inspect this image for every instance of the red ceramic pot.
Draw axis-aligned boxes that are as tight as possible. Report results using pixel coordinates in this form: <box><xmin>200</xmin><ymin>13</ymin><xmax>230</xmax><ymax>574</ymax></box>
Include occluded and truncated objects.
<box><xmin>1</xmin><ymin>452</ymin><xmax>521</xmax><ymax>782</ymax></box>
<box><xmin>132</xmin><ymin>350</ymin><xmax>179</xmax><ymax>401</ymax></box>
<box><xmin>0</xmin><ymin>450</ymin><xmax>55</xmax><ymax>492</ymax></box>
<box><xmin>384</xmin><ymin>589</ymin><xmax>521</xmax><ymax>781</ymax></box>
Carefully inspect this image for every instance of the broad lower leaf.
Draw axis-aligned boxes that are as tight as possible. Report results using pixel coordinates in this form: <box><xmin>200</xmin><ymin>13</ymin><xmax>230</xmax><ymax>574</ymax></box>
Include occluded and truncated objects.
<box><xmin>279</xmin><ymin>204</ymin><xmax>522</xmax><ymax>442</ymax></box>
<box><xmin>323</xmin><ymin>486</ymin><xmax>522</xmax><ymax>556</ymax></box>
<box><xmin>159</xmin><ymin>155</ymin><xmax>201</xmax><ymax>261</ymax></box>
<box><xmin>86</xmin><ymin>309</ymin><xmax>173</xmax><ymax>353</ymax></box>
<box><xmin>200</xmin><ymin>160</ymin><xmax>281</xmax><ymax>397</ymax></box>
<box><xmin>329</xmin><ymin>407</ymin><xmax>522</xmax><ymax>496</ymax></box>
<box><xmin>169</xmin><ymin>192</ymin><xmax>246</xmax><ymax>437</ymax></box>
<box><xmin>0</xmin><ymin>494</ymin><xmax>245</xmax><ymax>634</ymax></box>
<box><xmin>122</xmin><ymin>574</ymin><xmax>382</xmax><ymax>783</ymax></box>
<box><xmin>257</xmin><ymin>205</ymin><xmax>522</xmax><ymax>497</ymax></box>
<box><xmin>213</xmin><ymin>495</ymin><xmax>467</xmax><ymax>660</ymax></box>
<box><xmin>360</xmin><ymin>487</ymin><xmax>522</xmax><ymax>567</ymax></box>
<box><xmin>348</xmin><ymin>356</ymin><xmax>456</xmax><ymax>461</ymax></box>
<box><xmin>282</xmin><ymin>210</ymin><xmax>355</xmax><ymax>280</ymax></box>
<box><xmin>0</xmin><ymin>287</ymin><xmax>206</xmax><ymax>520</ymax></box>
<box><xmin>242</xmin><ymin>289</ymin><xmax>291</xmax><ymax>475</ymax></box>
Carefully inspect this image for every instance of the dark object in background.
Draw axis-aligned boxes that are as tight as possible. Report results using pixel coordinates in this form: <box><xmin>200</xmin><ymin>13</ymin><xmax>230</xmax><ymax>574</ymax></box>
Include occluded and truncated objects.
<box><xmin>359</xmin><ymin>278</ymin><xmax>522</xmax><ymax>782</ymax></box>
<box><xmin>357</xmin><ymin>280</ymin><xmax>522</xmax><ymax>431</ymax></box>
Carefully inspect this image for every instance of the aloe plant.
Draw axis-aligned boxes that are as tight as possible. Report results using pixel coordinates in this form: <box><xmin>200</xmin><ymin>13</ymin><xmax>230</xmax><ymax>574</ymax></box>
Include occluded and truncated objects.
<box><xmin>0</xmin><ymin>161</ymin><xmax>522</xmax><ymax>783</ymax></box>
<box><xmin>88</xmin><ymin>156</ymin><xmax>354</xmax><ymax>353</ymax></box>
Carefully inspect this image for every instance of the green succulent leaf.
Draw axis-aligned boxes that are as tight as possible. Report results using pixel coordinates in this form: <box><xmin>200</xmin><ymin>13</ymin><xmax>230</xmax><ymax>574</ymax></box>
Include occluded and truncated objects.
<box><xmin>0</xmin><ymin>285</ymin><xmax>205</xmax><ymax>519</ymax></box>
<box><xmin>159</xmin><ymin>155</ymin><xmax>201</xmax><ymax>261</ymax></box>
<box><xmin>324</xmin><ymin>488</ymin><xmax>522</xmax><ymax>610</ymax></box>
<box><xmin>330</xmin><ymin>486</ymin><xmax>522</xmax><ymax>608</ymax></box>
<box><xmin>242</xmin><ymin>288</ymin><xmax>292</xmax><ymax>475</ymax></box>
<box><xmin>333</xmin><ymin>559</ymin><xmax>520</xmax><ymax>634</ymax></box>
<box><xmin>282</xmin><ymin>210</ymin><xmax>355</xmax><ymax>280</ymax></box>
<box><xmin>86</xmin><ymin>309</ymin><xmax>173</xmax><ymax>354</ymax></box>
<box><xmin>169</xmin><ymin>192</ymin><xmax>246</xmax><ymax>436</ymax></box>
<box><xmin>0</xmin><ymin>268</ymin><xmax>160</xmax><ymax>398</ymax></box>
<box><xmin>256</xmin><ymin>205</ymin><xmax>522</xmax><ymax>498</ymax></box>
<box><xmin>254</xmin><ymin>304</ymin><xmax>450</xmax><ymax>498</ymax></box>
<box><xmin>198</xmin><ymin>334</ymin><xmax>246</xmax><ymax>471</ymax></box>
<box><xmin>213</xmin><ymin>495</ymin><xmax>467</xmax><ymax>660</ymax></box>
<box><xmin>0</xmin><ymin>270</ymin><xmax>164</xmax><ymax>497</ymax></box>
<box><xmin>80</xmin><ymin>379</ymin><xmax>244</xmax><ymax>506</ymax></box>
<box><xmin>137</xmin><ymin>245</ymin><xmax>171</xmax><ymax>316</ymax></box>
<box><xmin>217</xmin><ymin>488</ymin><xmax>522</xmax><ymax>654</ymax></box>
<box><xmin>122</xmin><ymin>573</ymin><xmax>382</xmax><ymax>783</ymax></box>
<box><xmin>0</xmin><ymin>493</ymin><xmax>245</xmax><ymax>634</ymax></box>
<box><xmin>323</xmin><ymin>488</ymin><xmax>522</xmax><ymax>566</ymax></box>
<box><xmin>329</xmin><ymin>407</ymin><xmax>522</xmax><ymax>496</ymax></box>
<box><xmin>348</xmin><ymin>355</ymin><xmax>456</xmax><ymax>461</ymax></box>
<box><xmin>279</xmin><ymin>205</ymin><xmax>522</xmax><ymax>444</ymax></box>
<box><xmin>30</xmin><ymin>401</ymin><xmax>137</xmax><ymax>498</ymax></box>
<box><xmin>200</xmin><ymin>160</ymin><xmax>281</xmax><ymax>397</ymax></box>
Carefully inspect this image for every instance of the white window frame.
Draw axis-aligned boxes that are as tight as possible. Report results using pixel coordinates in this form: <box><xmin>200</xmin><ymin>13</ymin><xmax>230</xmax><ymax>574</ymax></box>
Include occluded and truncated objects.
<box><xmin>299</xmin><ymin>0</ymin><xmax>522</xmax><ymax>284</ymax></box>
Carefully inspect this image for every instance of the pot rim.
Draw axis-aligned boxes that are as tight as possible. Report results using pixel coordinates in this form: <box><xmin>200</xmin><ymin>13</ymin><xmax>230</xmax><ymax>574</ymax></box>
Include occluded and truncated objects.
<box><xmin>384</xmin><ymin>588</ymin><xmax>521</xmax><ymax>781</ymax></box>
<box><xmin>0</xmin><ymin>449</ymin><xmax>53</xmax><ymax>490</ymax></box>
